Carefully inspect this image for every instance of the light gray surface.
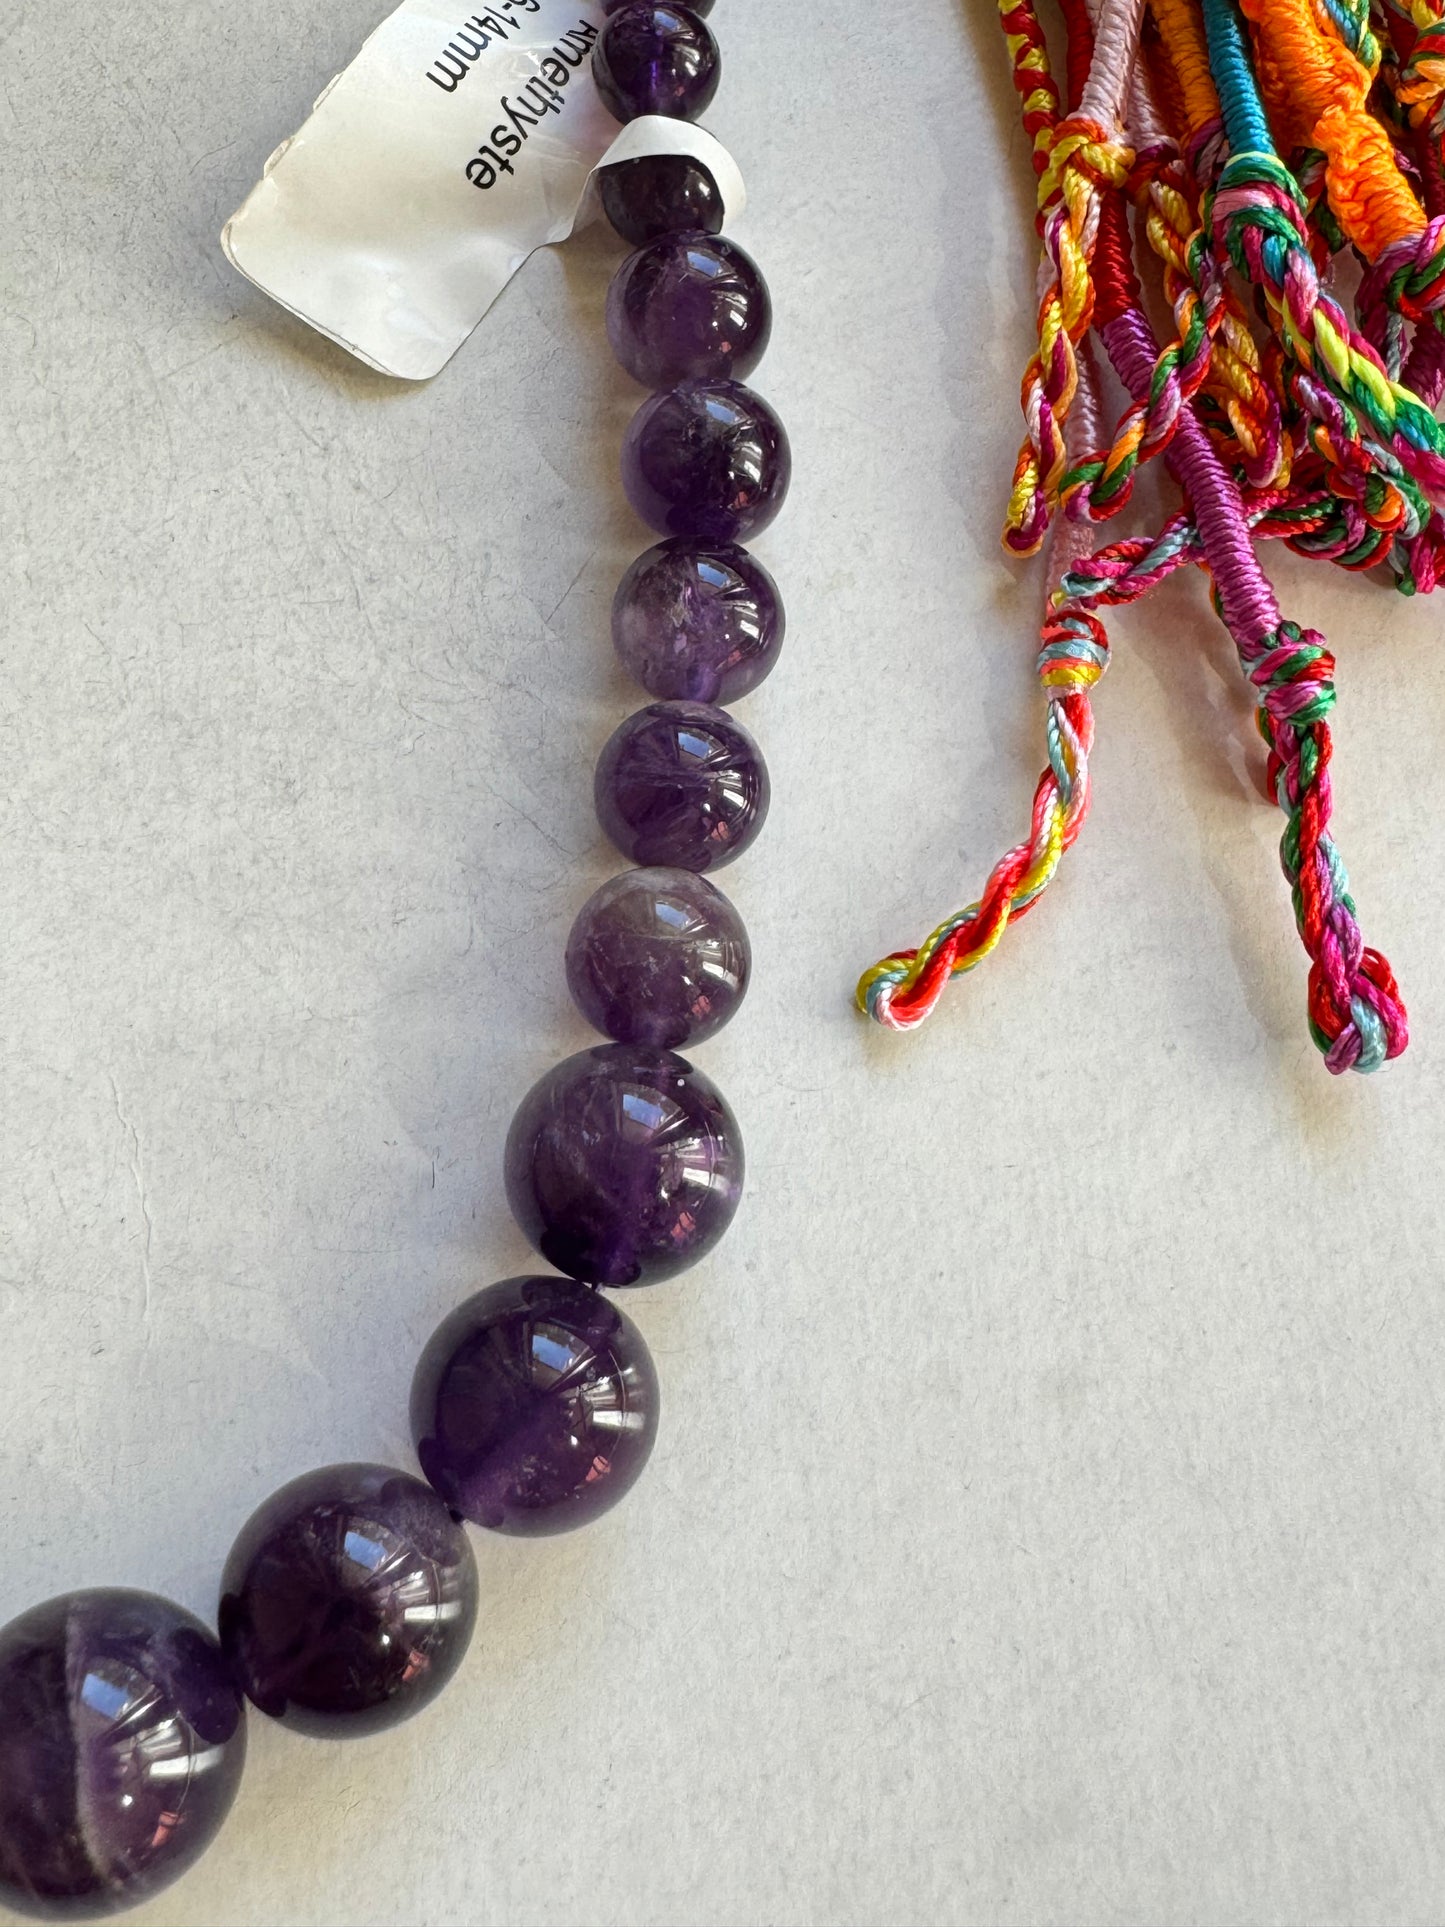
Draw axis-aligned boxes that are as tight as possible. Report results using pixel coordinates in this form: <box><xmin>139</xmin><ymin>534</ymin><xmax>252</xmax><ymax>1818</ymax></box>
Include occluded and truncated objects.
<box><xmin>3</xmin><ymin>3</ymin><xmax>1444</xmax><ymax>1924</ymax></box>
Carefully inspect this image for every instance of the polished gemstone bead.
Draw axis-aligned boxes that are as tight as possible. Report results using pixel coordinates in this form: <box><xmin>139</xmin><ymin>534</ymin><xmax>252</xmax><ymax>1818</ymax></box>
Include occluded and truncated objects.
<box><xmin>604</xmin><ymin>0</ymin><xmax>711</xmax><ymax>12</ymax></box>
<box><xmin>218</xmin><ymin>1464</ymin><xmax>477</xmax><ymax>1738</ymax></box>
<box><xmin>412</xmin><ymin>1275</ymin><xmax>660</xmax><ymax>1534</ymax></box>
<box><xmin>613</xmin><ymin>538</ymin><xmax>783</xmax><ymax>703</ymax></box>
<box><xmin>600</xmin><ymin>156</ymin><xmax>725</xmax><ymax>249</ymax></box>
<box><xmin>595</xmin><ymin>701</ymin><xmax>769</xmax><ymax>871</ymax></box>
<box><xmin>504</xmin><ymin>1044</ymin><xmax>743</xmax><ymax>1285</ymax></box>
<box><xmin>566</xmin><ymin>866</ymin><xmax>750</xmax><ymax>1048</ymax></box>
<box><xmin>0</xmin><ymin>1589</ymin><xmax>245</xmax><ymax>1920</ymax></box>
<box><xmin>621</xmin><ymin>380</ymin><xmax>791</xmax><ymax>543</ymax></box>
<box><xmin>607</xmin><ymin>233</ymin><xmax>771</xmax><ymax>388</ymax></box>
<box><xmin>593</xmin><ymin>5</ymin><xmax>719</xmax><ymax>123</ymax></box>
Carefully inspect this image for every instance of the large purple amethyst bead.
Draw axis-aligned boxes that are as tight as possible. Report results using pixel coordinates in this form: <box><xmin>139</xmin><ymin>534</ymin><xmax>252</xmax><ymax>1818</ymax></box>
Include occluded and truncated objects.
<box><xmin>599</xmin><ymin>154</ymin><xmax>725</xmax><ymax>247</ymax></box>
<box><xmin>593</xmin><ymin>5</ymin><xmax>719</xmax><ymax>123</ymax></box>
<box><xmin>412</xmin><ymin>1275</ymin><xmax>660</xmax><ymax>1535</ymax></box>
<box><xmin>218</xmin><ymin>1464</ymin><xmax>477</xmax><ymax>1738</ymax></box>
<box><xmin>621</xmin><ymin>380</ymin><xmax>790</xmax><ymax>543</ymax></box>
<box><xmin>0</xmin><ymin>1589</ymin><xmax>246</xmax><ymax>1920</ymax></box>
<box><xmin>613</xmin><ymin>539</ymin><xmax>783</xmax><ymax>704</ymax></box>
<box><xmin>604</xmin><ymin>0</ymin><xmax>711</xmax><ymax>12</ymax></box>
<box><xmin>504</xmin><ymin>1044</ymin><xmax>743</xmax><ymax>1286</ymax></box>
<box><xmin>595</xmin><ymin>701</ymin><xmax>769</xmax><ymax>871</ymax></box>
<box><xmin>566</xmin><ymin>866</ymin><xmax>750</xmax><ymax>1048</ymax></box>
<box><xmin>607</xmin><ymin>233</ymin><xmax>771</xmax><ymax>389</ymax></box>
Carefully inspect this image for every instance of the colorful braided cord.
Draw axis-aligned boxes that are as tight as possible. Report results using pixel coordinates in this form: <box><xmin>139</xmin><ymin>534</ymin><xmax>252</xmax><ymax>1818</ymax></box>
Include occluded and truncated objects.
<box><xmin>859</xmin><ymin>0</ymin><xmax>1435</xmax><ymax>1072</ymax></box>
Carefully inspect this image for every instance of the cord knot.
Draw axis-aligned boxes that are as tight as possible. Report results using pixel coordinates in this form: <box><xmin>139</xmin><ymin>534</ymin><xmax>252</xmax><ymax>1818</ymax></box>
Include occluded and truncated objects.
<box><xmin>1036</xmin><ymin>610</ymin><xmax>1110</xmax><ymax>691</ymax></box>
<box><xmin>1037</xmin><ymin>115</ymin><xmax>1134</xmax><ymax>203</ymax></box>
<box><xmin>1247</xmin><ymin>620</ymin><xmax>1336</xmax><ymax>727</ymax></box>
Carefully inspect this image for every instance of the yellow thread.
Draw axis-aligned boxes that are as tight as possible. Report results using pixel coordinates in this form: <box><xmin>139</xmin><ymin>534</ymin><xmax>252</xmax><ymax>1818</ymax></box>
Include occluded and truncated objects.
<box><xmin>1148</xmin><ymin>0</ymin><xmax>1223</xmax><ymax>134</ymax></box>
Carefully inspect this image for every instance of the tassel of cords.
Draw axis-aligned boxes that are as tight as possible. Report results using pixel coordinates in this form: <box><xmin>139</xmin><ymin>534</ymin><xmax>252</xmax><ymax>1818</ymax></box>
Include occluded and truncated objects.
<box><xmin>858</xmin><ymin>0</ymin><xmax>1425</xmax><ymax>1072</ymax></box>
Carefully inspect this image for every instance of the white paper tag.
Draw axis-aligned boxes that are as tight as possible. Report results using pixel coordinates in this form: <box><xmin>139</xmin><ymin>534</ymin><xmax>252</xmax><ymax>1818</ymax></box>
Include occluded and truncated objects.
<box><xmin>221</xmin><ymin>0</ymin><xmax>745</xmax><ymax>381</ymax></box>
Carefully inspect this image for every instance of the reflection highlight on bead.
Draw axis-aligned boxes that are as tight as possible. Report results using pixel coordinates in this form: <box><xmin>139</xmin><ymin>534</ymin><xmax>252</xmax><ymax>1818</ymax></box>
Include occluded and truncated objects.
<box><xmin>218</xmin><ymin>1464</ymin><xmax>478</xmax><ymax>1738</ymax></box>
<box><xmin>593</xmin><ymin>4</ymin><xmax>720</xmax><ymax>123</ymax></box>
<box><xmin>0</xmin><ymin>1590</ymin><xmax>246</xmax><ymax>1921</ymax></box>
<box><xmin>610</xmin><ymin>538</ymin><xmax>785</xmax><ymax>706</ymax></box>
<box><xmin>412</xmin><ymin>1275</ymin><xmax>661</xmax><ymax>1534</ymax></box>
<box><xmin>620</xmin><ymin>380</ymin><xmax>791</xmax><ymax>543</ymax></box>
<box><xmin>595</xmin><ymin>702</ymin><xmax>770</xmax><ymax>871</ymax></box>
<box><xmin>566</xmin><ymin>866</ymin><xmax>750</xmax><ymax>1048</ymax></box>
<box><xmin>504</xmin><ymin>1044</ymin><xmax>743</xmax><ymax>1285</ymax></box>
<box><xmin>607</xmin><ymin>232</ymin><xmax>771</xmax><ymax>388</ymax></box>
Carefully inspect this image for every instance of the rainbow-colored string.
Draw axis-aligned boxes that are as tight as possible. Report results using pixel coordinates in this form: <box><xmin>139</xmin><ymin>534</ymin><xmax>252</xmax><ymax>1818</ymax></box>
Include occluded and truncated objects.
<box><xmin>859</xmin><ymin>0</ymin><xmax>1435</xmax><ymax>1074</ymax></box>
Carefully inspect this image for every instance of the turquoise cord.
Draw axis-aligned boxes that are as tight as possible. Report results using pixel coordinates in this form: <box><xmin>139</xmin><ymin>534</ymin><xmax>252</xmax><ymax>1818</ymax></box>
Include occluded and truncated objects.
<box><xmin>1198</xmin><ymin>0</ymin><xmax>1275</xmax><ymax>157</ymax></box>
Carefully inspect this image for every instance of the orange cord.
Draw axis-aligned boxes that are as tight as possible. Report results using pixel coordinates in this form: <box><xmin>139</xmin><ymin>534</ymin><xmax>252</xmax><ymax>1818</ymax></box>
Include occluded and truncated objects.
<box><xmin>1239</xmin><ymin>0</ymin><xmax>1424</xmax><ymax>257</ymax></box>
<box><xmin>1148</xmin><ymin>0</ymin><xmax>1223</xmax><ymax>138</ymax></box>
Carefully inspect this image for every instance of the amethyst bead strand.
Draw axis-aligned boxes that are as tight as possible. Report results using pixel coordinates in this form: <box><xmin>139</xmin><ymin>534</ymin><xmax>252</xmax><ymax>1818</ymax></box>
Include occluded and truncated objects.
<box><xmin>596</xmin><ymin>701</ymin><xmax>769</xmax><ymax>871</ymax></box>
<box><xmin>613</xmin><ymin>538</ymin><xmax>783</xmax><ymax>703</ymax></box>
<box><xmin>412</xmin><ymin>1276</ymin><xmax>660</xmax><ymax>1535</ymax></box>
<box><xmin>0</xmin><ymin>6</ymin><xmax>778</xmax><ymax>1918</ymax></box>
<box><xmin>504</xmin><ymin>1044</ymin><xmax>743</xmax><ymax>1286</ymax></box>
<box><xmin>593</xmin><ymin>5</ymin><xmax>719</xmax><ymax>123</ymax></box>
<box><xmin>219</xmin><ymin>1464</ymin><xmax>477</xmax><ymax>1738</ymax></box>
<box><xmin>607</xmin><ymin>233</ymin><xmax>772</xmax><ymax>388</ymax></box>
<box><xmin>489</xmin><ymin>9</ymin><xmax>763</xmax><ymax>1391</ymax></box>
<box><xmin>0</xmin><ymin>1590</ymin><xmax>246</xmax><ymax>1920</ymax></box>
<box><xmin>621</xmin><ymin>380</ymin><xmax>791</xmax><ymax>543</ymax></box>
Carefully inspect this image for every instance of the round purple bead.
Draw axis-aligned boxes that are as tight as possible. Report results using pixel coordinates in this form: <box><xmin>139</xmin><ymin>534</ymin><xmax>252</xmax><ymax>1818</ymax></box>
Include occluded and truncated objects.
<box><xmin>504</xmin><ymin>1044</ymin><xmax>743</xmax><ymax>1286</ymax></box>
<box><xmin>599</xmin><ymin>155</ymin><xmax>724</xmax><ymax>247</ymax></box>
<box><xmin>218</xmin><ymin>1464</ymin><xmax>477</xmax><ymax>1738</ymax></box>
<box><xmin>621</xmin><ymin>380</ymin><xmax>790</xmax><ymax>543</ymax></box>
<box><xmin>604</xmin><ymin>0</ymin><xmax>711</xmax><ymax>12</ymax></box>
<box><xmin>0</xmin><ymin>1589</ymin><xmax>246</xmax><ymax>1920</ymax></box>
<box><xmin>595</xmin><ymin>701</ymin><xmax>769</xmax><ymax>871</ymax></box>
<box><xmin>613</xmin><ymin>538</ymin><xmax>783</xmax><ymax>703</ymax></box>
<box><xmin>607</xmin><ymin>233</ymin><xmax>771</xmax><ymax>388</ymax></box>
<box><xmin>567</xmin><ymin>866</ymin><xmax>749</xmax><ymax>1048</ymax></box>
<box><xmin>412</xmin><ymin>1275</ymin><xmax>660</xmax><ymax>1535</ymax></box>
<box><xmin>593</xmin><ymin>5</ymin><xmax>719</xmax><ymax>123</ymax></box>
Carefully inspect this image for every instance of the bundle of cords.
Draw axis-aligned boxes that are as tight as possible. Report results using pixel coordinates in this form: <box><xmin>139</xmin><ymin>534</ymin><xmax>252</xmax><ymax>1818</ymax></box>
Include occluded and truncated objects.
<box><xmin>858</xmin><ymin>0</ymin><xmax>1445</xmax><ymax>1075</ymax></box>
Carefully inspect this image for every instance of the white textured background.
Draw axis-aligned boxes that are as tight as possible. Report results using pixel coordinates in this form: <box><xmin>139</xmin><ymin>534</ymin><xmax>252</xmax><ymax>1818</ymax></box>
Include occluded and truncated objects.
<box><xmin>3</xmin><ymin>2</ymin><xmax>1445</xmax><ymax>1923</ymax></box>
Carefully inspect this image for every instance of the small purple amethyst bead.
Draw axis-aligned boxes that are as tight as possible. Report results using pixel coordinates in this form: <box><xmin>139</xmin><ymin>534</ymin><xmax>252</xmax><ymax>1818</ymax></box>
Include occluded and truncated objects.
<box><xmin>412</xmin><ymin>1275</ymin><xmax>660</xmax><ymax>1535</ymax></box>
<box><xmin>218</xmin><ymin>1464</ymin><xmax>477</xmax><ymax>1738</ymax></box>
<box><xmin>600</xmin><ymin>155</ymin><xmax>725</xmax><ymax>247</ymax></box>
<box><xmin>566</xmin><ymin>866</ymin><xmax>750</xmax><ymax>1048</ymax></box>
<box><xmin>607</xmin><ymin>233</ymin><xmax>771</xmax><ymax>388</ymax></box>
<box><xmin>504</xmin><ymin>1044</ymin><xmax>743</xmax><ymax>1286</ymax></box>
<box><xmin>593</xmin><ymin>5</ymin><xmax>719</xmax><ymax>123</ymax></box>
<box><xmin>621</xmin><ymin>380</ymin><xmax>791</xmax><ymax>543</ymax></box>
<box><xmin>596</xmin><ymin>701</ymin><xmax>769</xmax><ymax>871</ymax></box>
<box><xmin>613</xmin><ymin>539</ymin><xmax>783</xmax><ymax>704</ymax></box>
<box><xmin>0</xmin><ymin>1589</ymin><xmax>246</xmax><ymax>1920</ymax></box>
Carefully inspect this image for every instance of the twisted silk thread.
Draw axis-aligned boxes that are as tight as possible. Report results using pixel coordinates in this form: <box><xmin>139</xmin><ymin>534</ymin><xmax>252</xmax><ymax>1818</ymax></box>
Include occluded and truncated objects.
<box><xmin>1001</xmin><ymin>0</ymin><xmax>1141</xmax><ymax>553</ymax></box>
<box><xmin>1090</xmin><ymin>210</ymin><xmax>1405</xmax><ymax>1072</ymax></box>
<box><xmin>1381</xmin><ymin>2</ymin><xmax>1445</xmax><ymax>417</ymax></box>
<box><xmin>1057</xmin><ymin>0</ymin><xmax>1287</xmax><ymax>522</ymax></box>
<box><xmin>857</xmin><ymin>0</ymin><xmax>1422</xmax><ymax>1071</ymax></box>
<box><xmin>1241</xmin><ymin>0</ymin><xmax>1445</xmax><ymax>379</ymax></box>
<box><xmin>1147</xmin><ymin>0</ymin><xmax>1443</xmax><ymax>586</ymax></box>
<box><xmin>858</xmin><ymin>7</ymin><xmax>1121</xmax><ymax>1026</ymax></box>
<box><xmin>1203</xmin><ymin>2</ymin><xmax>1445</xmax><ymax>494</ymax></box>
<box><xmin>1201</xmin><ymin>0</ymin><xmax>1445</xmax><ymax>591</ymax></box>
